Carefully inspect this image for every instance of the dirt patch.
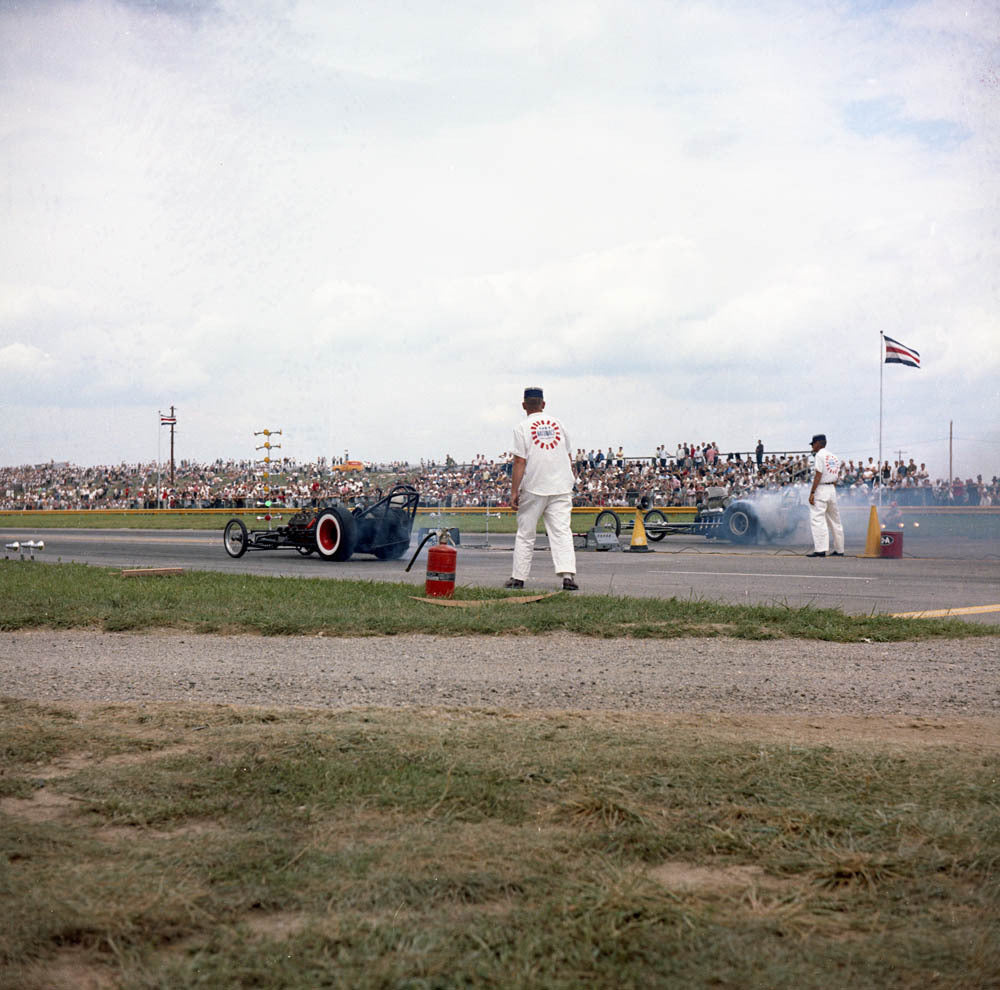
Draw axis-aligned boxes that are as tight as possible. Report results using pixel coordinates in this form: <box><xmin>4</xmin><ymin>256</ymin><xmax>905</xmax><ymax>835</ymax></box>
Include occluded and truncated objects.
<box><xmin>8</xmin><ymin>702</ymin><xmax>999</xmax><ymax>756</ymax></box>
<box><xmin>24</xmin><ymin>744</ymin><xmax>197</xmax><ymax>782</ymax></box>
<box><xmin>242</xmin><ymin>910</ymin><xmax>310</xmax><ymax>940</ymax></box>
<box><xmin>648</xmin><ymin>861</ymin><xmax>789</xmax><ymax>893</ymax></box>
<box><xmin>94</xmin><ymin>819</ymin><xmax>223</xmax><ymax>842</ymax></box>
<box><xmin>666</xmin><ymin>713</ymin><xmax>1000</xmax><ymax>750</ymax></box>
<box><xmin>1</xmin><ymin>788</ymin><xmax>80</xmax><ymax>824</ymax></box>
<box><xmin>18</xmin><ymin>950</ymin><xmax>117</xmax><ymax>990</ymax></box>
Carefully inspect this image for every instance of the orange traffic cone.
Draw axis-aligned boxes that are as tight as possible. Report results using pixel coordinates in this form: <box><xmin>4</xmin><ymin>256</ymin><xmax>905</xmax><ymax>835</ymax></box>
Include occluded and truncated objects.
<box><xmin>860</xmin><ymin>506</ymin><xmax>881</xmax><ymax>558</ymax></box>
<box><xmin>629</xmin><ymin>507</ymin><xmax>652</xmax><ymax>552</ymax></box>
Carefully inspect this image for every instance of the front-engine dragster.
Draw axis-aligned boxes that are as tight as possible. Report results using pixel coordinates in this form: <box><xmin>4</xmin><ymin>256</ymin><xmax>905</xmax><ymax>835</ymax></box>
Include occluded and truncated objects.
<box><xmin>591</xmin><ymin>486</ymin><xmax>809</xmax><ymax>545</ymax></box>
<box><xmin>222</xmin><ymin>484</ymin><xmax>420</xmax><ymax>562</ymax></box>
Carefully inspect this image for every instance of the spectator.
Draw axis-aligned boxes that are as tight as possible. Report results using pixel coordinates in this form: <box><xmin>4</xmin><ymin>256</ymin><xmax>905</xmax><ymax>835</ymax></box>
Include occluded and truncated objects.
<box><xmin>0</xmin><ymin>446</ymin><xmax>982</xmax><ymax>513</ymax></box>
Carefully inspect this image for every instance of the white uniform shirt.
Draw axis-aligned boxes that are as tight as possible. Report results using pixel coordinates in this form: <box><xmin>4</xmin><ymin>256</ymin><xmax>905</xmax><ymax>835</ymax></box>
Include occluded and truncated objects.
<box><xmin>513</xmin><ymin>413</ymin><xmax>575</xmax><ymax>495</ymax></box>
<box><xmin>812</xmin><ymin>449</ymin><xmax>841</xmax><ymax>485</ymax></box>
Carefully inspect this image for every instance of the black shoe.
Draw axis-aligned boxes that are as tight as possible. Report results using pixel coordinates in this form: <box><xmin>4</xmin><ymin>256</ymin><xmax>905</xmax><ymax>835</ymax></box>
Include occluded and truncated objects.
<box><xmin>806</xmin><ymin>551</ymin><xmax>826</xmax><ymax>557</ymax></box>
<box><xmin>504</xmin><ymin>578</ymin><xmax>524</xmax><ymax>589</ymax></box>
<box><xmin>562</xmin><ymin>577</ymin><xmax>579</xmax><ymax>591</ymax></box>
<box><xmin>830</xmin><ymin>551</ymin><xmax>845</xmax><ymax>557</ymax></box>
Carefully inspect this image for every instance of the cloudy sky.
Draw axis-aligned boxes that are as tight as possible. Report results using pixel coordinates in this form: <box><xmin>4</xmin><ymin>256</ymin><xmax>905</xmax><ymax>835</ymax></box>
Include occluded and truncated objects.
<box><xmin>2</xmin><ymin>0</ymin><xmax>997</xmax><ymax>480</ymax></box>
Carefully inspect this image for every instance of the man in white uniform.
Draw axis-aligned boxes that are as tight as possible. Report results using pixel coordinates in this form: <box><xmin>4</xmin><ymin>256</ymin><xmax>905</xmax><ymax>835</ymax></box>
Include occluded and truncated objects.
<box><xmin>506</xmin><ymin>387</ymin><xmax>579</xmax><ymax>591</ymax></box>
<box><xmin>807</xmin><ymin>433</ymin><xmax>845</xmax><ymax>557</ymax></box>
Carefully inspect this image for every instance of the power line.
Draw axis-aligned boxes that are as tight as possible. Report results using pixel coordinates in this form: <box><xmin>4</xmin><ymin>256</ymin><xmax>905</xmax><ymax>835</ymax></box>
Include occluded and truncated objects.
<box><xmin>953</xmin><ymin>436</ymin><xmax>1000</xmax><ymax>446</ymax></box>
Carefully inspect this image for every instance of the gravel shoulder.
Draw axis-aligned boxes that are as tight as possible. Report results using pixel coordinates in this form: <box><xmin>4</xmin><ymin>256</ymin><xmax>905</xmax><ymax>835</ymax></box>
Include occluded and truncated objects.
<box><xmin>3</xmin><ymin>631</ymin><xmax>998</xmax><ymax>750</ymax></box>
<box><xmin>3</xmin><ymin>630</ymin><xmax>997</xmax><ymax>720</ymax></box>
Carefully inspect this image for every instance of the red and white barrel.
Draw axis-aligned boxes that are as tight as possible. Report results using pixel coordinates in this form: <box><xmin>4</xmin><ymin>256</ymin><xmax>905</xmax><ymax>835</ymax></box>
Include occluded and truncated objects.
<box><xmin>425</xmin><ymin>543</ymin><xmax>457</xmax><ymax>598</ymax></box>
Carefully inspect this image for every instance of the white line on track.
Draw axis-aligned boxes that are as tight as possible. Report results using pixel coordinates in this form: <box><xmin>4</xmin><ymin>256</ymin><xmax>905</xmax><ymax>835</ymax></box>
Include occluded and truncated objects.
<box><xmin>658</xmin><ymin>569</ymin><xmax>874</xmax><ymax>582</ymax></box>
<box><xmin>32</xmin><ymin>533</ymin><xmax>212</xmax><ymax>544</ymax></box>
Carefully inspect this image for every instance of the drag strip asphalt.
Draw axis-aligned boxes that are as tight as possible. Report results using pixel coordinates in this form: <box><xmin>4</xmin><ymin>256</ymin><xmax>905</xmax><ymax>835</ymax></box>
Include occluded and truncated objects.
<box><xmin>4</xmin><ymin>526</ymin><xmax>998</xmax><ymax>626</ymax></box>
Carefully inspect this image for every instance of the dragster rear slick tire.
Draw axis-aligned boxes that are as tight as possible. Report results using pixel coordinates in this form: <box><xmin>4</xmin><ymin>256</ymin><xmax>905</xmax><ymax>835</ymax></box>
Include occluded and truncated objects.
<box><xmin>723</xmin><ymin>505</ymin><xmax>758</xmax><ymax>545</ymax></box>
<box><xmin>314</xmin><ymin>507</ymin><xmax>357</xmax><ymax>561</ymax></box>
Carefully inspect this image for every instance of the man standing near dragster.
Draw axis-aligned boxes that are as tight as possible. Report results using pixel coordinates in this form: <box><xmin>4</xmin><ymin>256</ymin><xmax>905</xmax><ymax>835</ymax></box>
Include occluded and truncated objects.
<box><xmin>807</xmin><ymin>433</ymin><xmax>845</xmax><ymax>557</ymax></box>
<box><xmin>506</xmin><ymin>387</ymin><xmax>579</xmax><ymax>591</ymax></box>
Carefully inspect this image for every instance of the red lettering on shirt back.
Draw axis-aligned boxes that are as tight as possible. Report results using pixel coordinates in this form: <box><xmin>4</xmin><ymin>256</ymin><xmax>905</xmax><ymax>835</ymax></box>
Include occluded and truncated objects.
<box><xmin>530</xmin><ymin>419</ymin><xmax>562</xmax><ymax>451</ymax></box>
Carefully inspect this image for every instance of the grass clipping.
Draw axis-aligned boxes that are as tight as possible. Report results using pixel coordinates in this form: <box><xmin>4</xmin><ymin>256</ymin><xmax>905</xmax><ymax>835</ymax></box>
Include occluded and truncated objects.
<box><xmin>2</xmin><ymin>699</ymin><xmax>998</xmax><ymax>989</ymax></box>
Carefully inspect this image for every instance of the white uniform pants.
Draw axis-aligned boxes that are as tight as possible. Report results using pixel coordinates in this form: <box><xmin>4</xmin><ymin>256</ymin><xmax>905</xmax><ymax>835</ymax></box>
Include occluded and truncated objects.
<box><xmin>512</xmin><ymin>491</ymin><xmax>576</xmax><ymax>580</ymax></box>
<box><xmin>809</xmin><ymin>484</ymin><xmax>844</xmax><ymax>553</ymax></box>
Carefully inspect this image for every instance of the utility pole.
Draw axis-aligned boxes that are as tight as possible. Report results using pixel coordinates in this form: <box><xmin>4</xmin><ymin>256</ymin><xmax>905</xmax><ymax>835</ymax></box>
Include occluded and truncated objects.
<box><xmin>169</xmin><ymin>404</ymin><xmax>176</xmax><ymax>487</ymax></box>
<box><xmin>158</xmin><ymin>407</ymin><xmax>178</xmax><ymax>506</ymax></box>
<box><xmin>949</xmin><ymin>421</ymin><xmax>953</xmax><ymax>483</ymax></box>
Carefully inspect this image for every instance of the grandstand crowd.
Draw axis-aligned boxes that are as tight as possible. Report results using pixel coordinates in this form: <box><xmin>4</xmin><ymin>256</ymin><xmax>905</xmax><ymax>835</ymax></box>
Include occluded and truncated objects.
<box><xmin>2</xmin><ymin>443</ymin><xmax>997</xmax><ymax>511</ymax></box>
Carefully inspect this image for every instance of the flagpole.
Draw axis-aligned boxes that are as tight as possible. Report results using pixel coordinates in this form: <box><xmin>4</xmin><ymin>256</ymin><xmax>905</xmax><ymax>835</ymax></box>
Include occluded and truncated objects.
<box><xmin>878</xmin><ymin>333</ymin><xmax>884</xmax><ymax>506</ymax></box>
<box><xmin>880</xmin><ymin>335</ymin><xmax>920</xmax><ymax>504</ymax></box>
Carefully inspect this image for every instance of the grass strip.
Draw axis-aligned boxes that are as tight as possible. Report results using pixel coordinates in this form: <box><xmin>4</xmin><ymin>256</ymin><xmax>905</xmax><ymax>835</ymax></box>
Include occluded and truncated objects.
<box><xmin>1</xmin><ymin>700</ymin><xmax>997</xmax><ymax>989</ymax></box>
<box><xmin>1</xmin><ymin>511</ymin><xmax>535</xmax><ymax>533</ymax></box>
<box><xmin>0</xmin><ymin>560</ymin><xmax>994</xmax><ymax>641</ymax></box>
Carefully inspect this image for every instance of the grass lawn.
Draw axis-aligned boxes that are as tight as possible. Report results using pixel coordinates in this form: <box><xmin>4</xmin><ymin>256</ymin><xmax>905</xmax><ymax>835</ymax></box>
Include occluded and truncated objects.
<box><xmin>1</xmin><ymin>700</ymin><xmax>997</xmax><ymax>989</ymax></box>
<box><xmin>0</xmin><ymin>560</ymin><xmax>993</xmax><ymax>642</ymax></box>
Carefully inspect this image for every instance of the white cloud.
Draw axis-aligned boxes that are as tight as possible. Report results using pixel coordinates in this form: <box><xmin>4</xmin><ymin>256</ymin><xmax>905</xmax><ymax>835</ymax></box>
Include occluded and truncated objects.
<box><xmin>0</xmin><ymin>342</ymin><xmax>52</xmax><ymax>375</ymax></box>
<box><xmin>0</xmin><ymin>0</ymin><xmax>996</xmax><ymax>481</ymax></box>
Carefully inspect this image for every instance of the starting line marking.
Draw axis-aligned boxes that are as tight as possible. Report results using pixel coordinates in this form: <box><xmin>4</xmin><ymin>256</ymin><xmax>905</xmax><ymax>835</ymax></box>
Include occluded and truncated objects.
<box><xmin>891</xmin><ymin>604</ymin><xmax>1000</xmax><ymax>619</ymax></box>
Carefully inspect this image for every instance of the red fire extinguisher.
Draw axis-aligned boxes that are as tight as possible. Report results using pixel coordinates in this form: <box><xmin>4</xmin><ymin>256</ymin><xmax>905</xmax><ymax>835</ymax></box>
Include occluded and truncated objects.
<box><xmin>425</xmin><ymin>541</ymin><xmax>457</xmax><ymax>598</ymax></box>
<box><xmin>405</xmin><ymin>528</ymin><xmax>458</xmax><ymax>598</ymax></box>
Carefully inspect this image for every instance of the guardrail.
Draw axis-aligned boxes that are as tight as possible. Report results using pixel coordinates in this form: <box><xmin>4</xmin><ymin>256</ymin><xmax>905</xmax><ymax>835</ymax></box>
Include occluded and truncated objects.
<box><xmin>2</xmin><ymin>505</ymin><xmax>998</xmax><ymax>517</ymax></box>
<box><xmin>0</xmin><ymin>505</ymin><xmax>700</xmax><ymax>517</ymax></box>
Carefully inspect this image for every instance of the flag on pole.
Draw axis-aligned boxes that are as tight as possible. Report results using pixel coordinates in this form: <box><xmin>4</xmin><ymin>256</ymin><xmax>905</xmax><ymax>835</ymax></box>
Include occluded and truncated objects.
<box><xmin>160</xmin><ymin>413</ymin><xmax>177</xmax><ymax>426</ymax></box>
<box><xmin>883</xmin><ymin>335</ymin><xmax>920</xmax><ymax>368</ymax></box>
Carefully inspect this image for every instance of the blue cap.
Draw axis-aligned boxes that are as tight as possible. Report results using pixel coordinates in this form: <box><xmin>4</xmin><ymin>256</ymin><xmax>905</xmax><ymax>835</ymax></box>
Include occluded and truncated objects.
<box><xmin>523</xmin><ymin>387</ymin><xmax>544</xmax><ymax>400</ymax></box>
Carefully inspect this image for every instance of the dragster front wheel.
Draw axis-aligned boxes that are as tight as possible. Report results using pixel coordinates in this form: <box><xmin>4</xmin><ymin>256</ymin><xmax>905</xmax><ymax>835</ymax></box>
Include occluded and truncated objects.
<box><xmin>223</xmin><ymin>519</ymin><xmax>249</xmax><ymax>558</ymax></box>
<box><xmin>643</xmin><ymin>509</ymin><xmax>667</xmax><ymax>541</ymax></box>
<box><xmin>594</xmin><ymin>509</ymin><xmax>621</xmax><ymax>537</ymax></box>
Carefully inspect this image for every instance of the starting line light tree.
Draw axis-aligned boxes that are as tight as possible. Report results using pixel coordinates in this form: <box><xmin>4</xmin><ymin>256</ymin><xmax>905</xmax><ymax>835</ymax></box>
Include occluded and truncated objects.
<box><xmin>254</xmin><ymin>429</ymin><xmax>282</xmax><ymax>501</ymax></box>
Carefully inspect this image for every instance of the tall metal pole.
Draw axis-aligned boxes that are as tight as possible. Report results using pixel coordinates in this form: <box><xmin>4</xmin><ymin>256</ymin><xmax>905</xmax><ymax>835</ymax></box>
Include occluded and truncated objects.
<box><xmin>878</xmin><ymin>333</ymin><xmax>884</xmax><ymax>505</ymax></box>
<box><xmin>156</xmin><ymin>412</ymin><xmax>161</xmax><ymax>508</ymax></box>
<box><xmin>169</xmin><ymin>405</ymin><xmax>176</xmax><ymax>487</ymax></box>
<box><xmin>878</xmin><ymin>333</ymin><xmax>883</xmax><ymax>468</ymax></box>
<box><xmin>949</xmin><ymin>420</ymin><xmax>953</xmax><ymax>483</ymax></box>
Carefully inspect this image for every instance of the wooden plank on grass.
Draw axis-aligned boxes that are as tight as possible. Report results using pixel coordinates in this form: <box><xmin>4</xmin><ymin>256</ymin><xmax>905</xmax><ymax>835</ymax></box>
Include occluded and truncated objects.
<box><xmin>410</xmin><ymin>592</ymin><xmax>560</xmax><ymax>607</ymax></box>
<box><xmin>121</xmin><ymin>567</ymin><xmax>185</xmax><ymax>577</ymax></box>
